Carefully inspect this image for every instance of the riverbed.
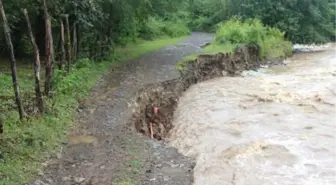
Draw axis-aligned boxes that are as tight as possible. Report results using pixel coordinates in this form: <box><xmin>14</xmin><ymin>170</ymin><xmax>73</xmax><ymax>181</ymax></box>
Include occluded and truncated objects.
<box><xmin>169</xmin><ymin>44</ymin><xmax>336</xmax><ymax>185</ymax></box>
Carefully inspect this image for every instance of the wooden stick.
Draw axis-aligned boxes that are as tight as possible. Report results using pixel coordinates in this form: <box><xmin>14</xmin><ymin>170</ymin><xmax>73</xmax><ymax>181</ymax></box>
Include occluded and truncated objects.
<box><xmin>149</xmin><ymin>122</ymin><xmax>153</xmax><ymax>139</ymax></box>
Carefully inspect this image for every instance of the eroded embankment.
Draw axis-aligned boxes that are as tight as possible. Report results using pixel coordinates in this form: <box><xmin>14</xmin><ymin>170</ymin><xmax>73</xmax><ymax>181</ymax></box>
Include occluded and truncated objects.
<box><xmin>129</xmin><ymin>44</ymin><xmax>260</xmax><ymax>139</ymax></box>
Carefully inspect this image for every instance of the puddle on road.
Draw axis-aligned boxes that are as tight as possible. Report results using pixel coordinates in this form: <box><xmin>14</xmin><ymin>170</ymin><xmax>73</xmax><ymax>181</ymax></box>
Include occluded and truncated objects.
<box><xmin>168</xmin><ymin>44</ymin><xmax>336</xmax><ymax>185</ymax></box>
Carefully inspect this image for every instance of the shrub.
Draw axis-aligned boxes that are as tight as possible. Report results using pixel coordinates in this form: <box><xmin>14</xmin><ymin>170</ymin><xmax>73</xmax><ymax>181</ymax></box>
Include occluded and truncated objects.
<box><xmin>215</xmin><ymin>18</ymin><xmax>292</xmax><ymax>59</ymax></box>
<box><xmin>140</xmin><ymin>17</ymin><xmax>190</xmax><ymax>39</ymax></box>
<box><xmin>188</xmin><ymin>16</ymin><xmax>207</xmax><ymax>31</ymax></box>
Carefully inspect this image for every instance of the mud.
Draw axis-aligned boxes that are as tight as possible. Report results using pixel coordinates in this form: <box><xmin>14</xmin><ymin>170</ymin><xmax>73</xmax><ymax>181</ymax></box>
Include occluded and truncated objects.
<box><xmin>130</xmin><ymin>44</ymin><xmax>260</xmax><ymax>140</ymax></box>
<box><xmin>31</xmin><ymin>33</ymin><xmax>214</xmax><ymax>185</ymax></box>
<box><xmin>31</xmin><ymin>31</ymin><xmax>291</xmax><ymax>185</ymax></box>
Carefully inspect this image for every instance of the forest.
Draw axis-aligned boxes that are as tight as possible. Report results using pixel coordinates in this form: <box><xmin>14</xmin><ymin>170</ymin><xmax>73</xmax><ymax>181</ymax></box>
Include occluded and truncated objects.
<box><xmin>0</xmin><ymin>0</ymin><xmax>335</xmax><ymax>184</ymax></box>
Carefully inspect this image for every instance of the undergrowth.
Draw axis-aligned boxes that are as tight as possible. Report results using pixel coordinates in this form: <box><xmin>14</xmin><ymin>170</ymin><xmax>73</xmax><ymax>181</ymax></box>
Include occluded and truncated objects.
<box><xmin>112</xmin><ymin>36</ymin><xmax>188</xmax><ymax>61</ymax></box>
<box><xmin>140</xmin><ymin>17</ymin><xmax>190</xmax><ymax>40</ymax></box>
<box><xmin>0</xmin><ymin>36</ymin><xmax>187</xmax><ymax>185</ymax></box>
<box><xmin>215</xmin><ymin>18</ymin><xmax>292</xmax><ymax>59</ymax></box>
<box><xmin>177</xmin><ymin>18</ymin><xmax>292</xmax><ymax>71</ymax></box>
<box><xmin>176</xmin><ymin>43</ymin><xmax>235</xmax><ymax>71</ymax></box>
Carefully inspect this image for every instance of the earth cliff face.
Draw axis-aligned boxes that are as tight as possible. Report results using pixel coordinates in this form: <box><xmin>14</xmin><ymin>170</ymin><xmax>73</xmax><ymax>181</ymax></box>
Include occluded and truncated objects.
<box><xmin>130</xmin><ymin>44</ymin><xmax>260</xmax><ymax>141</ymax></box>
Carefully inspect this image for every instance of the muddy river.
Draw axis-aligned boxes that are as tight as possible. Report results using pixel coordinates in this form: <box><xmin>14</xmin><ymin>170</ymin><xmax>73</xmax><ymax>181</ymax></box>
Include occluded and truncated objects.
<box><xmin>169</xmin><ymin>44</ymin><xmax>336</xmax><ymax>185</ymax></box>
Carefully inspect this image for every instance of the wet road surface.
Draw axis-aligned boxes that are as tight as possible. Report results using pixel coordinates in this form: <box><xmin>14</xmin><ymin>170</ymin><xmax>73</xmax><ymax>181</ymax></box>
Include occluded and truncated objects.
<box><xmin>32</xmin><ymin>33</ymin><xmax>214</xmax><ymax>185</ymax></box>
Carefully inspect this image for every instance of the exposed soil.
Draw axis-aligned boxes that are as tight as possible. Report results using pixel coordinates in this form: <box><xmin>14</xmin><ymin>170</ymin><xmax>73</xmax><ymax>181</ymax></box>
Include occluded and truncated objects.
<box><xmin>32</xmin><ymin>31</ymin><xmax>265</xmax><ymax>185</ymax></box>
<box><xmin>130</xmin><ymin>44</ymin><xmax>260</xmax><ymax>142</ymax></box>
<box><xmin>31</xmin><ymin>33</ymin><xmax>215</xmax><ymax>185</ymax></box>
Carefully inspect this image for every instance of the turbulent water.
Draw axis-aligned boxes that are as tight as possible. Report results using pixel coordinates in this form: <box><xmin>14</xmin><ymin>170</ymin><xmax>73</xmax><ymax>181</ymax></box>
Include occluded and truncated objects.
<box><xmin>169</xmin><ymin>44</ymin><xmax>336</xmax><ymax>185</ymax></box>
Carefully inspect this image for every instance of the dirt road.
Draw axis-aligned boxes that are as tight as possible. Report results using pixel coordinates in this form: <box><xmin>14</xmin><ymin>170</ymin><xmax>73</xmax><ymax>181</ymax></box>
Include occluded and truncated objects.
<box><xmin>32</xmin><ymin>33</ymin><xmax>214</xmax><ymax>185</ymax></box>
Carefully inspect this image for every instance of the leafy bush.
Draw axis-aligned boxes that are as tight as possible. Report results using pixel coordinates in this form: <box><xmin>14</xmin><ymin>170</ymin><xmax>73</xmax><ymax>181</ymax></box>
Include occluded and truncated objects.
<box><xmin>215</xmin><ymin>18</ymin><xmax>292</xmax><ymax>59</ymax></box>
<box><xmin>188</xmin><ymin>16</ymin><xmax>207</xmax><ymax>31</ymax></box>
<box><xmin>140</xmin><ymin>17</ymin><xmax>190</xmax><ymax>39</ymax></box>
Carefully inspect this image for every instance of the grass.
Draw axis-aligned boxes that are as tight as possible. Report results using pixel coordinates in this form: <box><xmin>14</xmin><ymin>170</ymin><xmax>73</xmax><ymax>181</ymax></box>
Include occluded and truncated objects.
<box><xmin>176</xmin><ymin>43</ymin><xmax>235</xmax><ymax>71</ymax></box>
<box><xmin>113</xmin><ymin>36</ymin><xmax>188</xmax><ymax>61</ymax></box>
<box><xmin>176</xmin><ymin>18</ymin><xmax>293</xmax><ymax>71</ymax></box>
<box><xmin>0</xmin><ymin>36</ymin><xmax>187</xmax><ymax>185</ymax></box>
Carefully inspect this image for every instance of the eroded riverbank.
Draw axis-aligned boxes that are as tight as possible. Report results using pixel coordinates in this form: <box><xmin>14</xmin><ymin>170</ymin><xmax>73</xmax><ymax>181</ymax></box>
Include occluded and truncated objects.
<box><xmin>32</xmin><ymin>33</ymin><xmax>214</xmax><ymax>185</ymax></box>
<box><xmin>169</xmin><ymin>44</ymin><xmax>336</xmax><ymax>185</ymax></box>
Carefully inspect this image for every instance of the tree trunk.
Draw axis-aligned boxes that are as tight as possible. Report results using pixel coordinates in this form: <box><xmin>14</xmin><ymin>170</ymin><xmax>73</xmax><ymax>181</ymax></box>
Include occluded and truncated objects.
<box><xmin>60</xmin><ymin>19</ymin><xmax>66</xmax><ymax>70</ymax></box>
<box><xmin>72</xmin><ymin>23</ymin><xmax>77</xmax><ymax>62</ymax></box>
<box><xmin>43</xmin><ymin>0</ymin><xmax>53</xmax><ymax>97</ymax></box>
<box><xmin>65</xmin><ymin>15</ymin><xmax>71</xmax><ymax>72</ymax></box>
<box><xmin>77</xmin><ymin>26</ymin><xmax>80</xmax><ymax>58</ymax></box>
<box><xmin>23</xmin><ymin>9</ymin><xmax>44</xmax><ymax>114</ymax></box>
<box><xmin>0</xmin><ymin>0</ymin><xmax>25</xmax><ymax>120</ymax></box>
<box><xmin>0</xmin><ymin>118</ymin><xmax>3</xmax><ymax>134</ymax></box>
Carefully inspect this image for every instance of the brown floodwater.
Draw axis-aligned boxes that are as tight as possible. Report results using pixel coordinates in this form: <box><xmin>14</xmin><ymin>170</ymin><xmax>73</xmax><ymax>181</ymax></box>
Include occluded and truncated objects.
<box><xmin>169</xmin><ymin>44</ymin><xmax>336</xmax><ymax>185</ymax></box>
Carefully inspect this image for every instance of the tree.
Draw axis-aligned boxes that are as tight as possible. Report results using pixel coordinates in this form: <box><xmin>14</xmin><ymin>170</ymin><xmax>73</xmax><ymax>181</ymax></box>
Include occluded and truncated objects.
<box><xmin>43</xmin><ymin>0</ymin><xmax>54</xmax><ymax>97</ymax></box>
<box><xmin>64</xmin><ymin>14</ymin><xmax>71</xmax><ymax>70</ymax></box>
<box><xmin>0</xmin><ymin>0</ymin><xmax>25</xmax><ymax>120</ymax></box>
<box><xmin>226</xmin><ymin>0</ymin><xmax>334</xmax><ymax>44</ymax></box>
<box><xmin>60</xmin><ymin>19</ymin><xmax>66</xmax><ymax>69</ymax></box>
<box><xmin>23</xmin><ymin>8</ymin><xmax>44</xmax><ymax>114</ymax></box>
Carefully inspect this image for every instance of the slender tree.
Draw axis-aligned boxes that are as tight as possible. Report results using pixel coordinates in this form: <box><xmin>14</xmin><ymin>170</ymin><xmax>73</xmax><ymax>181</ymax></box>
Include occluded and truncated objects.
<box><xmin>0</xmin><ymin>0</ymin><xmax>25</xmax><ymax>120</ymax></box>
<box><xmin>0</xmin><ymin>118</ymin><xmax>3</xmax><ymax>134</ymax></box>
<box><xmin>64</xmin><ymin>14</ymin><xmax>71</xmax><ymax>72</ymax></box>
<box><xmin>60</xmin><ymin>19</ymin><xmax>66</xmax><ymax>69</ymax></box>
<box><xmin>23</xmin><ymin>9</ymin><xmax>44</xmax><ymax>114</ymax></box>
<box><xmin>72</xmin><ymin>23</ymin><xmax>77</xmax><ymax>61</ymax></box>
<box><xmin>43</xmin><ymin>0</ymin><xmax>54</xmax><ymax>96</ymax></box>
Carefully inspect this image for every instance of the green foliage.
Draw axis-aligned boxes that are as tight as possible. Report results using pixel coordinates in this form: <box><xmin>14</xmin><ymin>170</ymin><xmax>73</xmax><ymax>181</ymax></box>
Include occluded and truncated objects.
<box><xmin>113</xmin><ymin>36</ymin><xmax>188</xmax><ymax>61</ymax></box>
<box><xmin>177</xmin><ymin>17</ymin><xmax>293</xmax><ymax>70</ymax></box>
<box><xmin>201</xmin><ymin>0</ymin><xmax>335</xmax><ymax>44</ymax></box>
<box><xmin>187</xmin><ymin>0</ymin><xmax>228</xmax><ymax>31</ymax></box>
<box><xmin>1</xmin><ymin>0</ymin><xmax>334</xmax><ymax>58</ymax></box>
<box><xmin>0</xmin><ymin>0</ymin><xmax>191</xmax><ymax>58</ymax></box>
<box><xmin>186</xmin><ymin>0</ymin><xmax>335</xmax><ymax>44</ymax></box>
<box><xmin>188</xmin><ymin>16</ymin><xmax>207</xmax><ymax>31</ymax></box>
<box><xmin>0</xmin><ymin>59</ymin><xmax>114</xmax><ymax>185</ymax></box>
<box><xmin>215</xmin><ymin>18</ymin><xmax>292</xmax><ymax>59</ymax></box>
<box><xmin>140</xmin><ymin>17</ymin><xmax>190</xmax><ymax>39</ymax></box>
<box><xmin>176</xmin><ymin>43</ymin><xmax>235</xmax><ymax>71</ymax></box>
<box><xmin>0</xmin><ymin>37</ymin><xmax>186</xmax><ymax>185</ymax></box>
<box><xmin>0</xmin><ymin>60</ymin><xmax>109</xmax><ymax>185</ymax></box>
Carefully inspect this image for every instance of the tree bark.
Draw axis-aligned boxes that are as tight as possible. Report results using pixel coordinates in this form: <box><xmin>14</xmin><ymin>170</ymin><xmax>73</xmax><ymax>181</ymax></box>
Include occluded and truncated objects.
<box><xmin>0</xmin><ymin>0</ymin><xmax>25</xmax><ymax>120</ymax></box>
<box><xmin>72</xmin><ymin>23</ymin><xmax>77</xmax><ymax>62</ymax></box>
<box><xmin>65</xmin><ymin>15</ymin><xmax>71</xmax><ymax>72</ymax></box>
<box><xmin>60</xmin><ymin>19</ymin><xmax>66</xmax><ymax>69</ymax></box>
<box><xmin>23</xmin><ymin>9</ymin><xmax>44</xmax><ymax>114</ymax></box>
<box><xmin>0</xmin><ymin>118</ymin><xmax>3</xmax><ymax>134</ymax></box>
<box><xmin>43</xmin><ymin>0</ymin><xmax>53</xmax><ymax>97</ymax></box>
